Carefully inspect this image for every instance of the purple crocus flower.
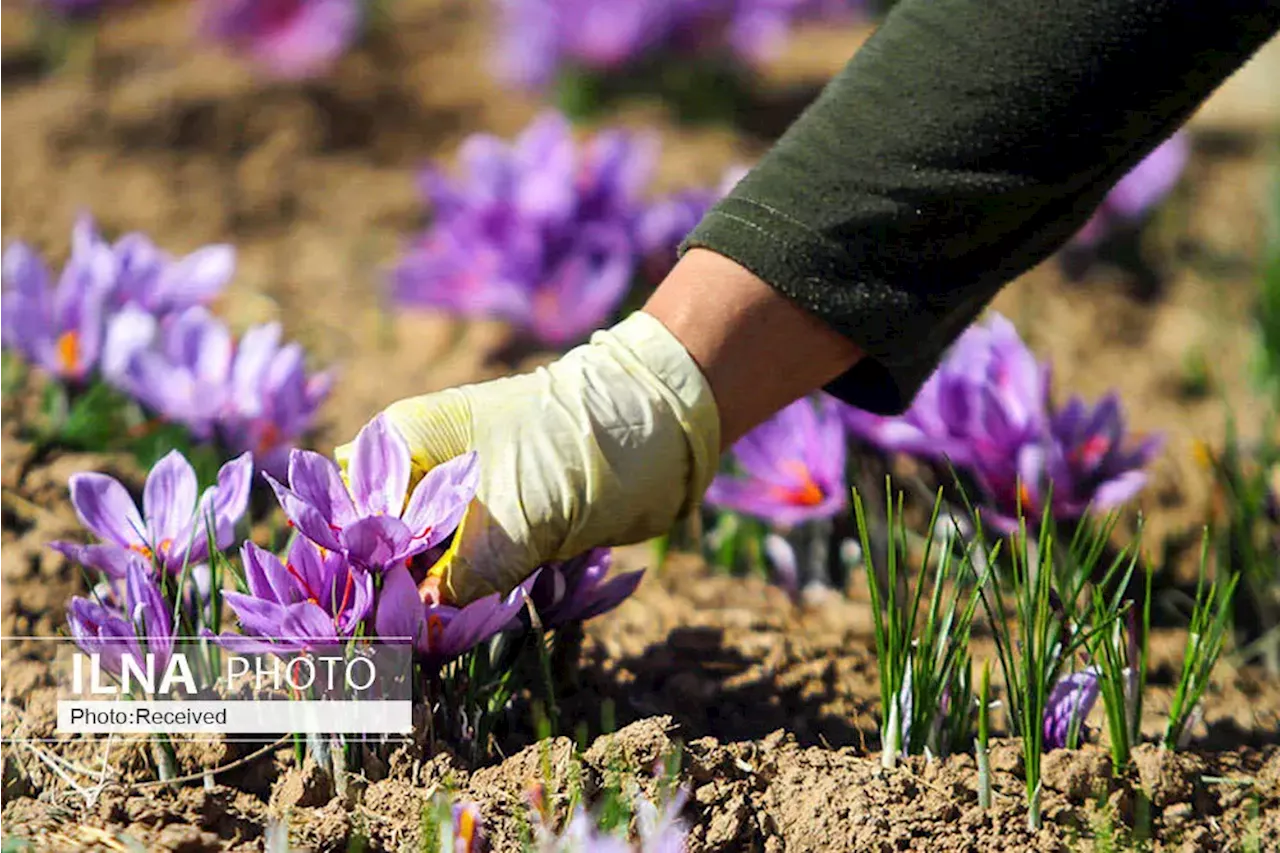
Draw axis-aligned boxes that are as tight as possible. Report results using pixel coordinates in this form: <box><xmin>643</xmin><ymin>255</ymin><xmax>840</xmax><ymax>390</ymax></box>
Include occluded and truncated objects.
<box><xmin>1</xmin><ymin>234</ymin><xmax>116</xmax><ymax>382</ymax></box>
<box><xmin>493</xmin><ymin>0</ymin><xmax>864</xmax><ymax>90</ymax></box>
<box><xmin>197</xmin><ymin>0</ymin><xmax>364</xmax><ymax>80</ymax></box>
<box><xmin>53</xmin><ymin>450</ymin><xmax>252</xmax><ymax>576</ymax></box>
<box><xmin>450</xmin><ymin>801</ymin><xmax>484</xmax><ymax>853</ymax></box>
<box><xmin>116</xmin><ymin>307</ymin><xmax>333</xmax><ymax>473</ymax></box>
<box><xmin>267</xmin><ymin>414</ymin><xmax>478</xmax><ymax>571</ymax></box>
<box><xmin>523</xmin><ymin>548</ymin><xmax>644</xmax><ymax>629</ymax></box>
<box><xmin>220</xmin><ymin>538</ymin><xmax>373</xmax><ymax>651</ymax></box>
<box><xmin>841</xmin><ymin>312</ymin><xmax>1049</xmax><ymax>467</ymax></box>
<box><xmin>1043</xmin><ymin>667</ymin><xmax>1101</xmax><ymax>750</ymax></box>
<box><xmin>120</xmin><ymin>307</ymin><xmax>234</xmax><ymax>439</ymax></box>
<box><xmin>393</xmin><ymin>112</ymin><xmax>656</xmax><ymax>347</ymax></box>
<box><xmin>841</xmin><ymin>312</ymin><xmax>1161</xmax><ymax>531</ymax></box>
<box><xmin>67</xmin><ymin>555</ymin><xmax>174</xmax><ymax>679</ymax></box>
<box><xmin>217</xmin><ymin>321</ymin><xmax>335</xmax><ymax>477</ymax></box>
<box><xmin>1071</xmin><ymin>132</ymin><xmax>1190</xmax><ymax>249</ymax></box>
<box><xmin>636</xmin><ymin>165</ymin><xmax>747</xmax><ymax>282</ymax></box>
<box><xmin>705</xmin><ymin>395</ymin><xmax>848</xmax><ymax>527</ymax></box>
<box><xmin>373</xmin><ymin>562</ymin><xmax>529</xmax><ymax>668</ymax></box>
<box><xmin>967</xmin><ymin>392</ymin><xmax>1164</xmax><ymax>532</ymax></box>
<box><xmin>73</xmin><ymin>215</ymin><xmax>235</xmax><ymax>316</ymax></box>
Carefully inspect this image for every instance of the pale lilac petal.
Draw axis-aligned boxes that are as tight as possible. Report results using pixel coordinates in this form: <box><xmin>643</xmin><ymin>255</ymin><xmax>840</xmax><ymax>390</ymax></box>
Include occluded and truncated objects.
<box><xmin>286</xmin><ymin>449</ymin><xmax>357</xmax><ymax>527</ymax></box>
<box><xmin>340</xmin><ymin>515</ymin><xmax>414</xmax><ymax>569</ymax></box>
<box><xmin>69</xmin><ymin>473</ymin><xmax>147</xmax><ymax>550</ymax></box>
<box><xmin>401</xmin><ymin>452</ymin><xmax>479</xmax><ymax>549</ymax></box>
<box><xmin>347</xmin><ymin>415</ymin><xmax>411</xmax><ymax>518</ymax></box>
<box><xmin>373</xmin><ymin>563</ymin><xmax>424</xmax><ymax>643</ymax></box>
<box><xmin>143</xmin><ymin>450</ymin><xmax>199</xmax><ymax>548</ymax></box>
<box><xmin>264</xmin><ymin>474</ymin><xmax>343</xmax><ymax>552</ymax></box>
<box><xmin>155</xmin><ymin>245</ymin><xmax>235</xmax><ymax>308</ymax></box>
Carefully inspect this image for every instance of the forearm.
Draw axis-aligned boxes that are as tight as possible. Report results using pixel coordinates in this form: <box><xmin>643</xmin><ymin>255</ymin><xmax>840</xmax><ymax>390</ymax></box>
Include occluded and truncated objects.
<box><xmin>684</xmin><ymin>0</ymin><xmax>1280</xmax><ymax>415</ymax></box>
<box><xmin>643</xmin><ymin>248</ymin><xmax>863</xmax><ymax>447</ymax></box>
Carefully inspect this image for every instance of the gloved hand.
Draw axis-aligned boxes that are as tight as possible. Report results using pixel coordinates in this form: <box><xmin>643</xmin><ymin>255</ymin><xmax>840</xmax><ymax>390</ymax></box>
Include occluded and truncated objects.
<box><xmin>335</xmin><ymin>312</ymin><xmax>721</xmax><ymax>605</ymax></box>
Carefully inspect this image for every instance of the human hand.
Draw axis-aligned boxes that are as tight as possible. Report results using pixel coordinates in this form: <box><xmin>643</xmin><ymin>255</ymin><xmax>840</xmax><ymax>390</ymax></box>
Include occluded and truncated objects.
<box><xmin>335</xmin><ymin>312</ymin><xmax>720</xmax><ymax>605</ymax></box>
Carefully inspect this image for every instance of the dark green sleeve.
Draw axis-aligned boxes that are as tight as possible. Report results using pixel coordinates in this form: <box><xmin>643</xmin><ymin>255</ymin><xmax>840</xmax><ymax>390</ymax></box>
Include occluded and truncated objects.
<box><xmin>681</xmin><ymin>0</ymin><xmax>1280</xmax><ymax>415</ymax></box>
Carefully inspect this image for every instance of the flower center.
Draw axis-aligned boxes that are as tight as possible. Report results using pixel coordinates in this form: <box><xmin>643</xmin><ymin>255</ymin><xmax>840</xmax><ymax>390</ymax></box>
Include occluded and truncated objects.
<box><xmin>129</xmin><ymin>543</ymin><xmax>154</xmax><ymax>560</ymax></box>
<box><xmin>255</xmin><ymin>422</ymin><xmax>283</xmax><ymax>455</ymax></box>
<box><xmin>457</xmin><ymin>808</ymin><xmax>477</xmax><ymax>851</ymax></box>
<box><xmin>772</xmin><ymin>459</ymin><xmax>825</xmax><ymax>507</ymax></box>
<box><xmin>56</xmin><ymin>330</ymin><xmax>80</xmax><ymax>374</ymax></box>
<box><xmin>1071</xmin><ymin>435</ymin><xmax>1111</xmax><ymax>468</ymax></box>
<box><xmin>284</xmin><ymin>561</ymin><xmax>320</xmax><ymax>603</ymax></box>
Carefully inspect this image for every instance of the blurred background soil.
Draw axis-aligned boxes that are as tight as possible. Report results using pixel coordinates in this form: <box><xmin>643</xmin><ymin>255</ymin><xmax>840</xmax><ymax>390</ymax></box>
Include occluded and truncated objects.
<box><xmin>2</xmin><ymin>1</ymin><xmax>1279</xmax><ymax>850</ymax></box>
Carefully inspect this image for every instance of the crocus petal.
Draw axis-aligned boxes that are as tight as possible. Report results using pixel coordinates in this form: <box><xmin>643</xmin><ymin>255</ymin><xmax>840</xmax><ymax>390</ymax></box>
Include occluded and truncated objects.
<box><xmin>143</xmin><ymin>450</ymin><xmax>199</xmax><ymax>552</ymax></box>
<box><xmin>223</xmin><ymin>591</ymin><xmax>290</xmax><ymax>638</ymax></box>
<box><xmin>569</xmin><ymin>569</ymin><xmax>644</xmax><ymax>623</ymax></box>
<box><xmin>347</xmin><ymin>415</ymin><xmax>412</xmax><ymax>518</ymax></box>
<box><xmin>155</xmin><ymin>245</ymin><xmax>235</xmax><ymax>309</ymax></box>
<box><xmin>281</xmin><ymin>602</ymin><xmax>344</xmax><ymax>646</ymax></box>
<box><xmin>401</xmin><ymin>452</ymin><xmax>480</xmax><ymax>549</ymax></box>
<box><xmin>264</xmin><ymin>474</ymin><xmax>343</xmax><ymax>552</ymax></box>
<box><xmin>50</xmin><ymin>542</ymin><xmax>144</xmax><ymax>578</ymax></box>
<box><xmin>197</xmin><ymin>452</ymin><xmax>254</xmax><ymax>552</ymax></box>
<box><xmin>286</xmin><ymin>449</ymin><xmax>357</xmax><ymax>527</ymax></box>
<box><xmin>340</xmin><ymin>515</ymin><xmax>414</xmax><ymax>569</ymax></box>
<box><xmin>240</xmin><ymin>541</ymin><xmax>295</xmax><ymax>605</ymax></box>
<box><xmin>69</xmin><ymin>473</ymin><xmax>147</xmax><ymax>550</ymax></box>
<box><xmin>373</xmin><ymin>563</ymin><xmax>424</xmax><ymax>644</ymax></box>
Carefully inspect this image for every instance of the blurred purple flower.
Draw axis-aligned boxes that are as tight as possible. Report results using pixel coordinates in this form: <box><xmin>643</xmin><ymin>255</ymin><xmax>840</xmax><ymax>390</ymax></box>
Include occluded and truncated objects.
<box><xmin>841</xmin><ymin>312</ymin><xmax>1049</xmax><ymax>467</ymax></box>
<box><xmin>219</xmin><ymin>538</ymin><xmax>374</xmax><ymax>651</ymax></box>
<box><xmin>53</xmin><ymin>450</ymin><xmax>252</xmax><ymax>576</ymax></box>
<box><xmin>197</xmin><ymin>0</ymin><xmax>364</xmax><ymax>79</ymax></box>
<box><xmin>1043</xmin><ymin>667</ymin><xmax>1101</xmax><ymax>750</ymax></box>
<box><xmin>267</xmin><ymin>414</ymin><xmax>478</xmax><ymax>571</ymax></box>
<box><xmin>706</xmin><ymin>395</ymin><xmax>847</xmax><ymax>527</ymax></box>
<box><xmin>393</xmin><ymin>111</ymin><xmax>656</xmax><ymax>347</ymax></box>
<box><xmin>636</xmin><ymin>165</ymin><xmax>747</xmax><ymax>281</ymax></box>
<box><xmin>841</xmin><ymin>312</ymin><xmax>1161</xmax><ymax>530</ymax></box>
<box><xmin>217</xmin><ymin>321</ymin><xmax>335</xmax><ymax>476</ymax></box>
<box><xmin>523</xmin><ymin>548</ymin><xmax>643</xmax><ymax>628</ymax></box>
<box><xmin>67</xmin><ymin>555</ymin><xmax>174</xmax><ymax>679</ymax></box>
<box><xmin>973</xmin><ymin>394</ymin><xmax>1164</xmax><ymax>531</ymax></box>
<box><xmin>1071</xmin><ymin>132</ymin><xmax>1190</xmax><ymax>249</ymax></box>
<box><xmin>373</xmin><ymin>562</ymin><xmax>529</xmax><ymax>668</ymax></box>
<box><xmin>494</xmin><ymin>0</ymin><xmax>865</xmax><ymax>89</ymax></box>
<box><xmin>120</xmin><ymin>307</ymin><xmax>234</xmax><ymax>438</ymax></box>
<box><xmin>116</xmin><ymin>307</ymin><xmax>332</xmax><ymax>473</ymax></box>
<box><xmin>75</xmin><ymin>215</ymin><xmax>235</xmax><ymax>315</ymax></box>
<box><xmin>451</xmin><ymin>801</ymin><xmax>484</xmax><ymax>853</ymax></box>
<box><xmin>1</xmin><ymin>234</ymin><xmax>116</xmax><ymax>382</ymax></box>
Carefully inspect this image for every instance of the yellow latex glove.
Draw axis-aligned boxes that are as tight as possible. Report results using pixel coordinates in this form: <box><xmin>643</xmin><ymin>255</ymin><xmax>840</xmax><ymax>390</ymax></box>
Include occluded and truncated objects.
<box><xmin>334</xmin><ymin>312</ymin><xmax>720</xmax><ymax>605</ymax></box>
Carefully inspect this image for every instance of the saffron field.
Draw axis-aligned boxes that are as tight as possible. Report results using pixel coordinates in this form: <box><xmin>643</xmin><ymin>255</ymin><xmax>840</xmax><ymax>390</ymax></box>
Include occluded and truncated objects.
<box><xmin>1</xmin><ymin>2</ymin><xmax>1278</xmax><ymax>851</ymax></box>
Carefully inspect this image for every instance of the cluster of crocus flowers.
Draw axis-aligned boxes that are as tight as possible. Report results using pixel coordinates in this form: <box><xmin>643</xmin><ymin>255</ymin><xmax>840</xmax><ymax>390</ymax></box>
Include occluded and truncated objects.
<box><xmin>195</xmin><ymin>0</ymin><xmax>365</xmax><ymax>79</ymax></box>
<box><xmin>57</xmin><ymin>415</ymin><xmax>644</xmax><ymax>676</ymax></box>
<box><xmin>394</xmin><ymin>112</ymin><xmax>750</xmax><ymax>348</ymax></box>
<box><xmin>493</xmin><ymin>0</ymin><xmax>865</xmax><ymax>90</ymax></box>
<box><xmin>112</xmin><ymin>306</ymin><xmax>334</xmax><ymax>477</ymax></box>
<box><xmin>56</xmin><ymin>451</ymin><xmax>253</xmax><ymax>677</ymax></box>
<box><xmin>2</xmin><ymin>216</ymin><xmax>331</xmax><ymax>475</ymax></box>
<box><xmin>841</xmin><ymin>312</ymin><xmax>1162</xmax><ymax>530</ymax></box>
<box><xmin>393</xmin><ymin>112</ymin><xmax>658</xmax><ymax>347</ymax></box>
<box><xmin>1068</xmin><ymin>132</ymin><xmax>1190</xmax><ymax>251</ymax></box>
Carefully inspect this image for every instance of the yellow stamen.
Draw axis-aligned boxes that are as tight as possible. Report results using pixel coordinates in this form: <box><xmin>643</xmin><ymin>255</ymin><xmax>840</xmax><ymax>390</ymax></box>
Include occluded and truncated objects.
<box><xmin>56</xmin><ymin>330</ymin><xmax>80</xmax><ymax>374</ymax></box>
<box><xmin>1191</xmin><ymin>439</ymin><xmax>1215</xmax><ymax>471</ymax></box>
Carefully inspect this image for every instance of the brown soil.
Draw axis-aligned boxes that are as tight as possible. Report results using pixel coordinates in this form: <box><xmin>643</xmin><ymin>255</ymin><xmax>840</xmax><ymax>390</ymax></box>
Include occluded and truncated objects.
<box><xmin>2</xmin><ymin>2</ymin><xmax>1278</xmax><ymax>851</ymax></box>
